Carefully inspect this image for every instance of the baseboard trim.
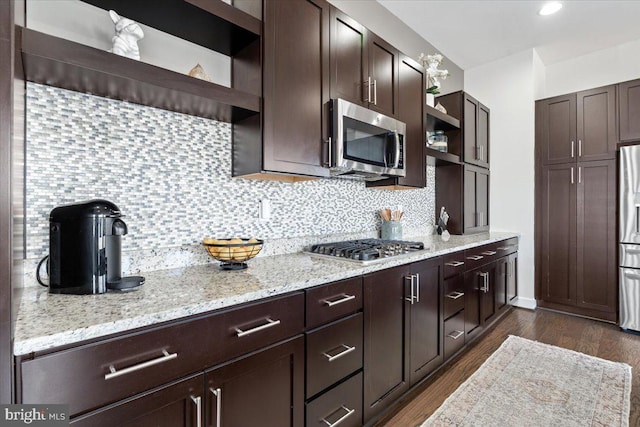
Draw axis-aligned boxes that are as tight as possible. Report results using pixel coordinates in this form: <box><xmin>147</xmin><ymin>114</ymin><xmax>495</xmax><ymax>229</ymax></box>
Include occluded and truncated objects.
<box><xmin>512</xmin><ymin>297</ymin><xmax>537</xmax><ymax>310</ymax></box>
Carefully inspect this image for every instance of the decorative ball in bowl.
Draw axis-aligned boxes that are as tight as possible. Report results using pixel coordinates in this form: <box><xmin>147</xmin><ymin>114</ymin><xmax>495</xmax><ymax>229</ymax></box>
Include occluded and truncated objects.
<box><xmin>202</xmin><ymin>238</ymin><xmax>263</xmax><ymax>270</ymax></box>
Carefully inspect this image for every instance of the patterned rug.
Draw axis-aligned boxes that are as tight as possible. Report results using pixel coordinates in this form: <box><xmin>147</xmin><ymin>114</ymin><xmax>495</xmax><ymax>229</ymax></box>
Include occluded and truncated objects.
<box><xmin>422</xmin><ymin>335</ymin><xmax>632</xmax><ymax>426</ymax></box>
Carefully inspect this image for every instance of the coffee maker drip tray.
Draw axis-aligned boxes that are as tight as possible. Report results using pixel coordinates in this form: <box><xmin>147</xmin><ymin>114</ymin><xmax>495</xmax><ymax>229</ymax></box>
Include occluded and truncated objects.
<box><xmin>107</xmin><ymin>276</ymin><xmax>145</xmax><ymax>292</ymax></box>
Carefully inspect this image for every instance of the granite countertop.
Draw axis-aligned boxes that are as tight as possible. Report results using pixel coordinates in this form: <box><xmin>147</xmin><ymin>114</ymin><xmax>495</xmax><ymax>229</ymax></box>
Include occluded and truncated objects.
<box><xmin>13</xmin><ymin>231</ymin><xmax>519</xmax><ymax>356</ymax></box>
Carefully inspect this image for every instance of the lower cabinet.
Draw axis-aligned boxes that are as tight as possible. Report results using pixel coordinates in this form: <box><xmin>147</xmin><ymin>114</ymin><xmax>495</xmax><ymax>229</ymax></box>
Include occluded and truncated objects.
<box><xmin>464</xmin><ymin>261</ymin><xmax>498</xmax><ymax>342</ymax></box>
<box><xmin>306</xmin><ymin>373</ymin><xmax>362</xmax><ymax>427</ymax></box>
<box><xmin>363</xmin><ymin>258</ymin><xmax>443</xmax><ymax>423</ymax></box>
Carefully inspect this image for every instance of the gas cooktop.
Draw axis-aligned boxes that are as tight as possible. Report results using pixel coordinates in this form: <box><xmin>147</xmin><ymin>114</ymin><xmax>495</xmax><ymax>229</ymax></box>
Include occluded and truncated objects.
<box><xmin>305</xmin><ymin>239</ymin><xmax>428</xmax><ymax>265</ymax></box>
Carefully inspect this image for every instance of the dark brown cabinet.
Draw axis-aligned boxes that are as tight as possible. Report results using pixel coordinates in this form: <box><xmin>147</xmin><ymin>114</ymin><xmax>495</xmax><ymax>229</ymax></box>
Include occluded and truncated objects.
<box><xmin>330</xmin><ymin>8</ymin><xmax>398</xmax><ymax>118</ymax></box>
<box><xmin>205</xmin><ymin>337</ymin><xmax>304</xmax><ymax>427</ymax></box>
<box><xmin>464</xmin><ymin>261</ymin><xmax>498</xmax><ymax>342</ymax></box>
<box><xmin>463</xmin><ymin>164</ymin><xmax>490</xmax><ymax>234</ymax></box>
<box><xmin>368</xmin><ymin>54</ymin><xmax>425</xmax><ymax>189</ymax></box>
<box><xmin>437</xmin><ymin>91</ymin><xmax>490</xmax><ymax>169</ymax></box>
<box><xmin>618</xmin><ymin>79</ymin><xmax>640</xmax><ymax>142</ymax></box>
<box><xmin>507</xmin><ymin>252</ymin><xmax>518</xmax><ymax>303</ymax></box>
<box><xmin>538</xmin><ymin>86</ymin><xmax>616</xmax><ymax>165</ymax></box>
<box><xmin>256</xmin><ymin>0</ymin><xmax>331</xmax><ymax>179</ymax></box>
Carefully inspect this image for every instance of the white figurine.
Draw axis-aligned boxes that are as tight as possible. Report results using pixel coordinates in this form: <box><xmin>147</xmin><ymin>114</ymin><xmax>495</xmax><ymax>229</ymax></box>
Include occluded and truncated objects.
<box><xmin>109</xmin><ymin>10</ymin><xmax>144</xmax><ymax>60</ymax></box>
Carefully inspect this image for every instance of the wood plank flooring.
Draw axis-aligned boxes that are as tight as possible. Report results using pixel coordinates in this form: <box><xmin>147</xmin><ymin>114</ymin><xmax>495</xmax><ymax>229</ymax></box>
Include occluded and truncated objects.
<box><xmin>375</xmin><ymin>308</ymin><xmax>640</xmax><ymax>427</ymax></box>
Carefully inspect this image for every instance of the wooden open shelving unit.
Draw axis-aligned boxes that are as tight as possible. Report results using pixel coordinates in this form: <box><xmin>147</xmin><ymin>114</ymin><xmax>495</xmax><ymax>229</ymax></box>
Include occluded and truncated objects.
<box><xmin>426</xmin><ymin>104</ymin><xmax>461</xmax><ymax>165</ymax></box>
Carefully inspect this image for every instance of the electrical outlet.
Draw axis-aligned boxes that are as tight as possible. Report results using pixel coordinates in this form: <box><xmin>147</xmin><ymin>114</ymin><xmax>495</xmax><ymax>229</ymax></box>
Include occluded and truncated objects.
<box><xmin>259</xmin><ymin>199</ymin><xmax>271</xmax><ymax>221</ymax></box>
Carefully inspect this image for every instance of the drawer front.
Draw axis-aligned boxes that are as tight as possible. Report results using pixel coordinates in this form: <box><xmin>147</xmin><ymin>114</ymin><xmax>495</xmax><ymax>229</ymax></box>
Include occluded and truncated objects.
<box><xmin>306</xmin><ymin>277</ymin><xmax>362</xmax><ymax>329</ymax></box>
<box><xmin>306</xmin><ymin>313</ymin><xmax>363</xmax><ymax>398</ymax></box>
<box><xmin>20</xmin><ymin>292</ymin><xmax>304</xmax><ymax>417</ymax></box>
<box><xmin>444</xmin><ymin>274</ymin><xmax>465</xmax><ymax>319</ymax></box>
<box><xmin>443</xmin><ymin>251</ymin><xmax>466</xmax><ymax>279</ymax></box>
<box><xmin>444</xmin><ymin>310</ymin><xmax>466</xmax><ymax>360</ymax></box>
<box><xmin>495</xmin><ymin>238</ymin><xmax>518</xmax><ymax>256</ymax></box>
<box><xmin>306</xmin><ymin>372</ymin><xmax>363</xmax><ymax>427</ymax></box>
<box><xmin>465</xmin><ymin>243</ymin><xmax>499</xmax><ymax>270</ymax></box>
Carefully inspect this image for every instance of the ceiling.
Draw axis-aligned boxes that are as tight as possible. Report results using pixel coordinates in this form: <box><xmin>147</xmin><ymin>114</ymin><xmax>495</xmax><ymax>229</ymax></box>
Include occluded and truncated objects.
<box><xmin>377</xmin><ymin>0</ymin><xmax>640</xmax><ymax>70</ymax></box>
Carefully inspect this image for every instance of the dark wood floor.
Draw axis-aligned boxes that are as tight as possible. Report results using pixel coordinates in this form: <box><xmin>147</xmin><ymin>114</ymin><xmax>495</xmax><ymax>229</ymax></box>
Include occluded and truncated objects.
<box><xmin>375</xmin><ymin>308</ymin><xmax>640</xmax><ymax>427</ymax></box>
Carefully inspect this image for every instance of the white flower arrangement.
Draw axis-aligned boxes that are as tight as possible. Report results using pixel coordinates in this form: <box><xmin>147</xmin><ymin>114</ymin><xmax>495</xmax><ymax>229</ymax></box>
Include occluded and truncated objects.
<box><xmin>418</xmin><ymin>53</ymin><xmax>449</xmax><ymax>95</ymax></box>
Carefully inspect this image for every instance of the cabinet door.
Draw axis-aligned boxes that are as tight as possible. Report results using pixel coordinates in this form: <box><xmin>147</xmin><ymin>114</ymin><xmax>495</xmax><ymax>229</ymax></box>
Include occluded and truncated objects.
<box><xmin>477</xmin><ymin>102</ymin><xmax>490</xmax><ymax>168</ymax></box>
<box><xmin>368</xmin><ymin>32</ymin><xmax>398</xmax><ymax>117</ymax></box>
<box><xmin>479</xmin><ymin>262</ymin><xmax>498</xmax><ymax>325</ymax></box>
<box><xmin>619</xmin><ymin>79</ymin><xmax>640</xmax><ymax>142</ymax></box>
<box><xmin>507</xmin><ymin>252</ymin><xmax>518</xmax><ymax>303</ymax></box>
<box><xmin>495</xmin><ymin>257</ymin><xmax>508</xmax><ymax>314</ymax></box>
<box><xmin>539</xmin><ymin>164</ymin><xmax>577</xmax><ymax>306</ymax></box>
<box><xmin>538</xmin><ymin>94</ymin><xmax>577</xmax><ymax>165</ymax></box>
<box><xmin>463</xmin><ymin>164</ymin><xmax>489</xmax><ymax>233</ymax></box>
<box><xmin>576</xmin><ymin>160</ymin><xmax>616</xmax><ymax>315</ymax></box>
<box><xmin>263</xmin><ymin>0</ymin><xmax>330</xmax><ymax>177</ymax></box>
<box><xmin>408</xmin><ymin>258</ymin><xmax>443</xmax><ymax>385</ymax></box>
<box><xmin>463</xmin><ymin>267</ymin><xmax>483</xmax><ymax>341</ymax></box>
<box><xmin>463</xmin><ymin>95</ymin><xmax>478</xmax><ymax>164</ymax></box>
<box><xmin>363</xmin><ymin>265</ymin><xmax>410</xmax><ymax>423</ymax></box>
<box><xmin>577</xmin><ymin>85</ymin><xmax>616</xmax><ymax>161</ymax></box>
<box><xmin>70</xmin><ymin>375</ymin><xmax>203</xmax><ymax>427</ymax></box>
<box><xmin>330</xmin><ymin>8</ymin><xmax>367</xmax><ymax>107</ymax></box>
<box><xmin>463</xmin><ymin>166</ymin><xmax>477</xmax><ymax>232</ymax></box>
<box><xmin>205</xmin><ymin>336</ymin><xmax>304</xmax><ymax>427</ymax></box>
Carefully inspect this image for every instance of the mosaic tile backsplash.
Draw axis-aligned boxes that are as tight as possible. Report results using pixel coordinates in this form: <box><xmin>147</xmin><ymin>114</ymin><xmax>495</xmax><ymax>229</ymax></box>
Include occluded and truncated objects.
<box><xmin>25</xmin><ymin>83</ymin><xmax>436</xmax><ymax>263</ymax></box>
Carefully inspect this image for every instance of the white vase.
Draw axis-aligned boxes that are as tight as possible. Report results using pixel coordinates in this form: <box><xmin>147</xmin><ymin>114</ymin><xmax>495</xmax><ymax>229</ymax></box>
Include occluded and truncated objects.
<box><xmin>426</xmin><ymin>93</ymin><xmax>435</xmax><ymax>107</ymax></box>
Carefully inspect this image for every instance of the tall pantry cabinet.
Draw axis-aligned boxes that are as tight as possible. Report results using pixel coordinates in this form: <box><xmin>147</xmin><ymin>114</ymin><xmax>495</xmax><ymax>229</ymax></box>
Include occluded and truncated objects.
<box><xmin>535</xmin><ymin>85</ymin><xmax>617</xmax><ymax>322</ymax></box>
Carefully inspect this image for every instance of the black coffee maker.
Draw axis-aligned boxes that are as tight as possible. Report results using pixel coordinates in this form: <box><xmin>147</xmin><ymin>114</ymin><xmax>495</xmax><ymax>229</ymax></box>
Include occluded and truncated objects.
<box><xmin>38</xmin><ymin>200</ymin><xmax>144</xmax><ymax>294</ymax></box>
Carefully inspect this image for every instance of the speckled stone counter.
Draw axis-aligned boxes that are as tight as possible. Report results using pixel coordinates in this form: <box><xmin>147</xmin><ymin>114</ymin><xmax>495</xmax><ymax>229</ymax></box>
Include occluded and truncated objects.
<box><xmin>13</xmin><ymin>231</ymin><xmax>518</xmax><ymax>356</ymax></box>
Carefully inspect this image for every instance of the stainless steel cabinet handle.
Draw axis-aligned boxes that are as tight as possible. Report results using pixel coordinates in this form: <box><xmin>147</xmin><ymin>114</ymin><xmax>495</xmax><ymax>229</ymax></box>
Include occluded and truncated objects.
<box><xmin>447</xmin><ymin>330</ymin><xmax>464</xmax><ymax>340</ymax></box>
<box><xmin>445</xmin><ymin>261</ymin><xmax>464</xmax><ymax>267</ymax></box>
<box><xmin>373</xmin><ymin>79</ymin><xmax>377</xmax><ymax>105</ymax></box>
<box><xmin>321</xmin><ymin>405</ymin><xmax>356</xmax><ymax>427</ymax></box>
<box><xmin>481</xmin><ymin>250</ymin><xmax>497</xmax><ymax>256</ymax></box>
<box><xmin>415</xmin><ymin>273</ymin><xmax>420</xmax><ymax>303</ymax></box>
<box><xmin>323</xmin><ymin>294</ymin><xmax>356</xmax><ymax>307</ymax></box>
<box><xmin>105</xmin><ymin>349</ymin><xmax>177</xmax><ymax>380</ymax></box>
<box><xmin>571</xmin><ymin>167</ymin><xmax>574</xmax><ymax>184</ymax></box>
<box><xmin>571</xmin><ymin>140</ymin><xmax>575</xmax><ymax>158</ymax></box>
<box><xmin>479</xmin><ymin>272</ymin><xmax>489</xmax><ymax>292</ymax></box>
<box><xmin>467</xmin><ymin>255</ymin><xmax>483</xmax><ymax>261</ymax></box>
<box><xmin>235</xmin><ymin>318</ymin><xmax>281</xmax><ymax>337</ymax></box>
<box><xmin>446</xmin><ymin>291</ymin><xmax>465</xmax><ymax>300</ymax></box>
<box><xmin>210</xmin><ymin>388</ymin><xmax>221</xmax><ymax>427</ymax></box>
<box><xmin>497</xmin><ymin>246</ymin><xmax>512</xmax><ymax>251</ymax></box>
<box><xmin>578</xmin><ymin>139</ymin><xmax>582</xmax><ymax>157</ymax></box>
<box><xmin>191</xmin><ymin>395</ymin><xmax>202</xmax><ymax>427</ymax></box>
<box><xmin>364</xmin><ymin>76</ymin><xmax>371</xmax><ymax>102</ymax></box>
<box><xmin>405</xmin><ymin>275</ymin><xmax>416</xmax><ymax>303</ymax></box>
<box><xmin>578</xmin><ymin>166</ymin><xmax>581</xmax><ymax>184</ymax></box>
<box><xmin>323</xmin><ymin>344</ymin><xmax>356</xmax><ymax>362</ymax></box>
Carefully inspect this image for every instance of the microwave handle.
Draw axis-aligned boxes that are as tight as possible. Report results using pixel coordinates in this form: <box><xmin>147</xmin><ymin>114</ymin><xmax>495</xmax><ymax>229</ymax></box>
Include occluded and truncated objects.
<box><xmin>393</xmin><ymin>133</ymin><xmax>401</xmax><ymax>168</ymax></box>
<box><xmin>326</xmin><ymin>136</ymin><xmax>332</xmax><ymax>167</ymax></box>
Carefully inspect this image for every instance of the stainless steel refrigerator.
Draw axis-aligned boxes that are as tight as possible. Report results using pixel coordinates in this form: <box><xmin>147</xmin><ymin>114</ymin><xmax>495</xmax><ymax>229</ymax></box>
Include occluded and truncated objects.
<box><xmin>619</xmin><ymin>144</ymin><xmax>640</xmax><ymax>332</ymax></box>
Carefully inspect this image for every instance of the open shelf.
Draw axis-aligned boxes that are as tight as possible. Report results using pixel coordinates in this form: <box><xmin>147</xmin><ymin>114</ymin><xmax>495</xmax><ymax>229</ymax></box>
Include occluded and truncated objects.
<box><xmin>426</xmin><ymin>104</ymin><xmax>460</xmax><ymax>131</ymax></box>
<box><xmin>425</xmin><ymin>146</ymin><xmax>461</xmax><ymax>166</ymax></box>
<box><xmin>80</xmin><ymin>0</ymin><xmax>261</xmax><ymax>56</ymax></box>
<box><xmin>19</xmin><ymin>27</ymin><xmax>260</xmax><ymax>123</ymax></box>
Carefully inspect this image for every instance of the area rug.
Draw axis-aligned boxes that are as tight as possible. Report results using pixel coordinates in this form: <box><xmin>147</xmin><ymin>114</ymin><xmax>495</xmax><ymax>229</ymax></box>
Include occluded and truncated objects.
<box><xmin>422</xmin><ymin>335</ymin><xmax>632</xmax><ymax>427</ymax></box>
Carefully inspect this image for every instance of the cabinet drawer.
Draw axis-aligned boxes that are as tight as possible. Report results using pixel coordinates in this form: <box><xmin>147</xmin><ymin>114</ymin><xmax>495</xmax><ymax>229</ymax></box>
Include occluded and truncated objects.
<box><xmin>20</xmin><ymin>292</ymin><xmax>304</xmax><ymax>417</ymax></box>
<box><xmin>306</xmin><ymin>313</ymin><xmax>363</xmax><ymax>398</ymax></box>
<box><xmin>306</xmin><ymin>277</ymin><xmax>362</xmax><ymax>329</ymax></box>
<box><xmin>443</xmin><ymin>252</ymin><xmax>466</xmax><ymax>279</ymax></box>
<box><xmin>306</xmin><ymin>372</ymin><xmax>363</xmax><ymax>427</ymax></box>
<box><xmin>444</xmin><ymin>274</ymin><xmax>465</xmax><ymax>319</ymax></box>
<box><xmin>444</xmin><ymin>310</ymin><xmax>465</xmax><ymax>360</ymax></box>
<box><xmin>465</xmin><ymin>243</ymin><xmax>499</xmax><ymax>269</ymax></box>
<box><xmin>495</xmin><ymin>238</ymin><xmax>518</xmax><ymax>256</ymax></box>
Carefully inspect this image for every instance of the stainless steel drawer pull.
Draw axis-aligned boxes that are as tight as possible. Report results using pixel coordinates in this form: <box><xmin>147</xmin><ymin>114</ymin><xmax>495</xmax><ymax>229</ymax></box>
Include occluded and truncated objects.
<box><xmin>322</xmin><ymin>405</ymin><xmax>356</xmax><ymax>427</ymax></box>
<box><xmin>446</xmin><ymin>291</ymin><xmax>465</xmax><ymax>300</ymax></box>
<box><xmin>447</xmin><ymin>330</ymin><xmax>464</xmax><ymax>340</ymax></box>
<box><xmin>481</xmin><ymin>250</ymin><xmax>497</xmax><ymax>256</ymax></box>
<box><xmin>323</xmin><ymin>294</ymin><xmax>356</xmax><ymax>307</ymax></box>
<box><xmin>210</xmin><ymin>388</ymin><xmax>222</xmax><ymax>427</ymax></box>
<box><xmin>467</xmin><ymin>255</ymin><xmax>483</xmax><ymax>261</ymax></box>
<box><xmin>479</xmin><ymin>272</ymin><xmax>489</xmax><ymax>292</ymax></box>
<box><xmin>497</xmin><ymin>246</ymin><xmax>513</xmax><ymax>251</ymax></box>
<box><xmin>191</xmin><ymin>395</ymin><xmax>202</xmax><ymax>427</ymax></box>
<box><xmin>104</xmin><ymin>349</ymin><xmax>177</xmax><ymax>380</ymax></box>
<box><xmin>323</xmin><ymin>344</ymin><xmax>356</xmax><ymax>362</ymax></box>
<box><xmin>235</xmin><ymin>318</ymin><xmax>281</xmax><ymax>337</ymax></box>
<box><xmin>445</xmin><ymin>261</ymin><xmax>464</xmax><ymax>267</ymax></box>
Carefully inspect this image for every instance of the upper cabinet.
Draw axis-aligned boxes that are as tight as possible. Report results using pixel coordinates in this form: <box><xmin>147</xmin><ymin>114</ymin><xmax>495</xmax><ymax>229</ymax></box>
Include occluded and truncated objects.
<box><xmin>243</xmin><ymin>0</ymin><xmax>331</xmax><ymax>180</ymax></box>
<box><xmin>537</xmin><ymin>85</ymin><xmax>616</xmax><ymax>165</ymax></box>
<box><xmin>330</xmin><ymin>8</ymin><xmax>398</xmax><ymax>118</ymax></box>
<box><xmin>619</xmin><ymin>79</ymin><xmax>640</xmax><ymax>142</ymax></box>
<box><xmin>437</xmin><ymin>91</ymin><xmax>490</xmax><ymax>169</ymax></box>
<box><xmin>18</xmin><ymin>0</ymin><xmax>262</xmax><ymax>124</ymax></box>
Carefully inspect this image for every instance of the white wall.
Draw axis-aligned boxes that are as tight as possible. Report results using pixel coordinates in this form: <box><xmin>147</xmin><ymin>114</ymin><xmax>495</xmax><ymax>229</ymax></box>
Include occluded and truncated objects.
<box><xmin>543</xmin><ymin>38</ymin><xmax>640</xmax><ymax>99</ymax></box>
<box><xmin>464</xmin><ymin>50</ymin><xmax>537</xmax><ymax>309</ymax></box>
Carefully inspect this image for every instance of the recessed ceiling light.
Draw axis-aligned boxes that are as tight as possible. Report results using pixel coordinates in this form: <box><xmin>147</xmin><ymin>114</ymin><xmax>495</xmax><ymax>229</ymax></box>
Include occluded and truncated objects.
<box><xmin>539</xmin><ymin>2</ymin><xmax>562</xmax><ymax>15</ymax></box>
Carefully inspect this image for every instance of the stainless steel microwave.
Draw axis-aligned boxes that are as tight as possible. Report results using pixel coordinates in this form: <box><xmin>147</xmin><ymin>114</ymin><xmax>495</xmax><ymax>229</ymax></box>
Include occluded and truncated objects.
<box><xmin>329</xmin><ymin>98</ymin><xmax>406</xmax><ymax>180</ymax></box>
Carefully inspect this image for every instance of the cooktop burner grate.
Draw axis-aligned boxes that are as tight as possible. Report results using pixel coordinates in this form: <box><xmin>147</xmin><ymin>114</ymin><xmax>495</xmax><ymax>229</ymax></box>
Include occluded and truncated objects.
<box><xmin>305</xmin><ymin>239</ymin><xmax>426</xmax><ymax>264</ymax></box>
